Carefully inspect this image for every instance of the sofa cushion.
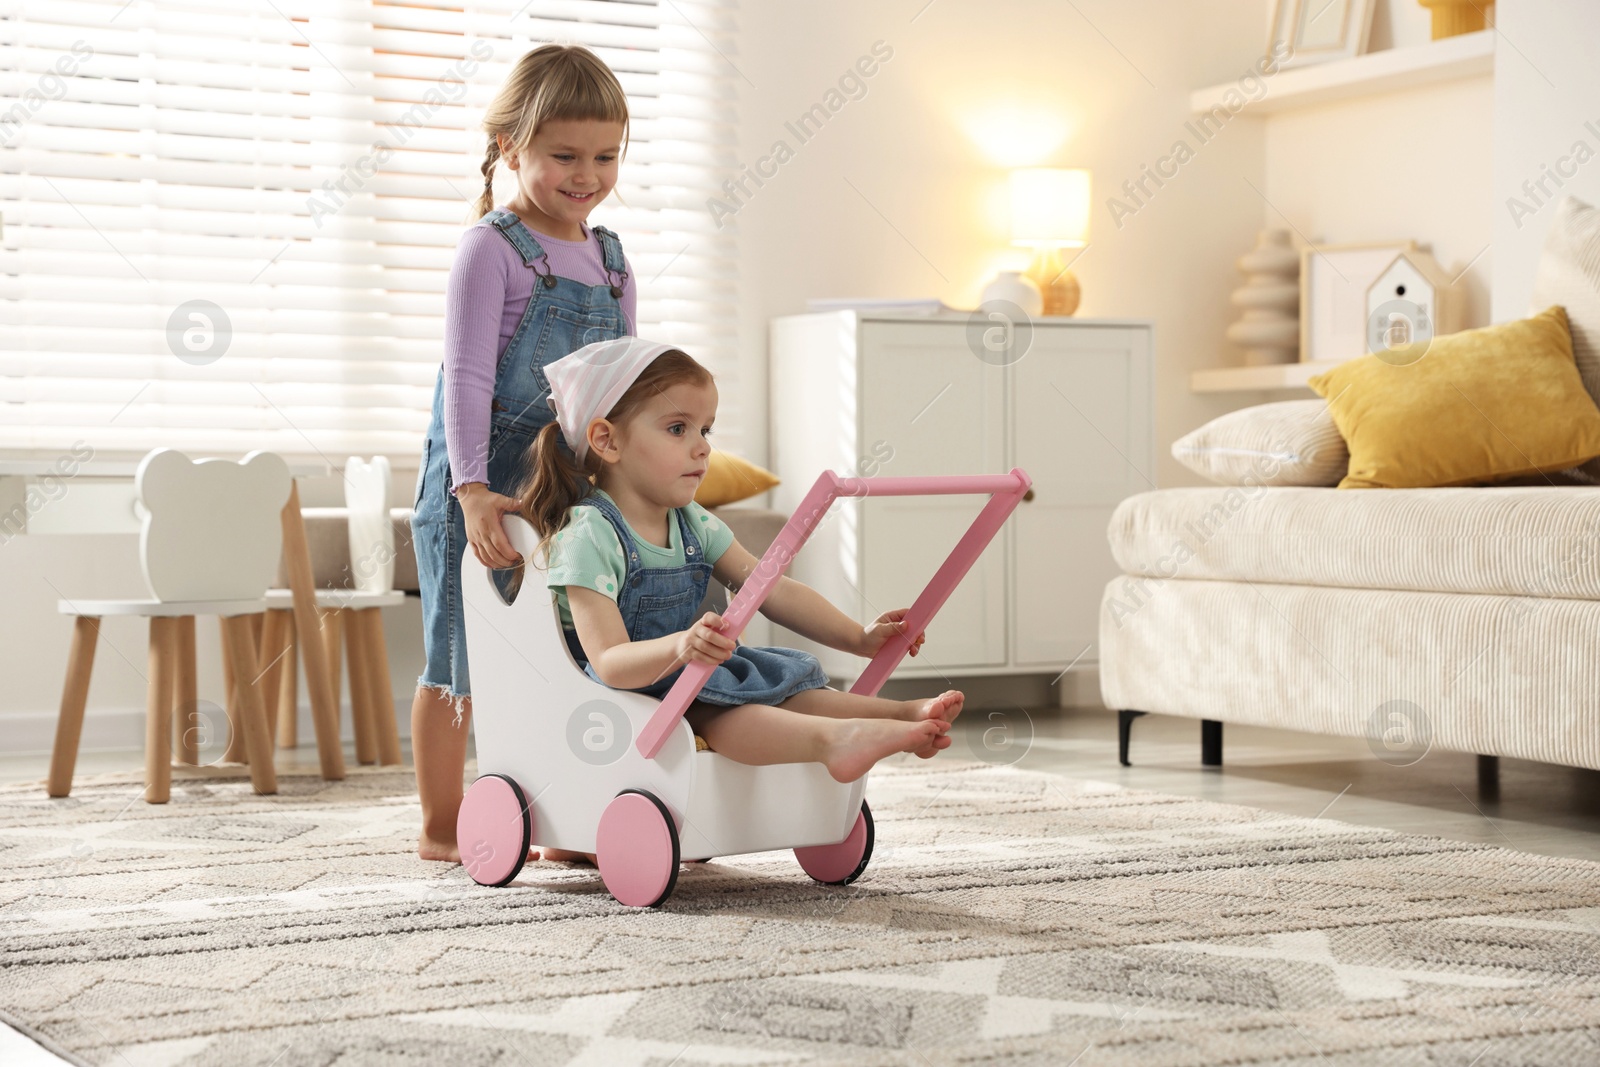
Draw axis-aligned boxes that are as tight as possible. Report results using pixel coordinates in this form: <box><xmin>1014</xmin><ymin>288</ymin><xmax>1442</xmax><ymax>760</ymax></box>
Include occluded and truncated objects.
<box><xmin>1107</xmin><ymin>486</ymin><xmax>1600</xmax><ymax>599</ymax></box>
<box><xmin>1171</xmin><ymin>400</ymin><xmax>1348</xmax><ymax>487</ymax></box>
<box><xmin>694</xmin><ymin>451</ymin><xmax>780</xmax><ymax>508</ymax></box>
<box><xmin>1307</xmin><ymin>305</ymin><xmax>1600</xmax><ymax>489</ymax></box>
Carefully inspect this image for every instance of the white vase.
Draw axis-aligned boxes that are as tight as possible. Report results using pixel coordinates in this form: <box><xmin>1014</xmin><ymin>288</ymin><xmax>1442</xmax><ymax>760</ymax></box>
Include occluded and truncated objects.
<box><xmin>980</xmin><ymin>270</ymin><xmax>1043</xmax><ymax>316</ymax></box>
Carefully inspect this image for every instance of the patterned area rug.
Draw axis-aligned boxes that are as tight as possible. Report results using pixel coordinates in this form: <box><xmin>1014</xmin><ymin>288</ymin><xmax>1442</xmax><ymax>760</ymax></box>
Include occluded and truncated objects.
<box><xmin>2</xmin><ymin>759</ymin><xmax>1599</xmax><ymax>1066</ymax></box>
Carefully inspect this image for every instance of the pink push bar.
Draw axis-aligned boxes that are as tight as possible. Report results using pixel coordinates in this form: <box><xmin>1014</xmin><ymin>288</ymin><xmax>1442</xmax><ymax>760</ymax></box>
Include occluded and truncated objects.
<box><xmin>635</xmin><ymin>467</ymin><xmax>1033</xmax><ymax>759</ymax></box>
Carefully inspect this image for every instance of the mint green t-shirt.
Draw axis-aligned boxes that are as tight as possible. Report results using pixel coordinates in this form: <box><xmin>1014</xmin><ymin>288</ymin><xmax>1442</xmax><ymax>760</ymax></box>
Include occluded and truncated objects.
<box><xmin>545</xmin><ymin>488</ymin><xmax>734</xmax><ymax>630</ymax></box>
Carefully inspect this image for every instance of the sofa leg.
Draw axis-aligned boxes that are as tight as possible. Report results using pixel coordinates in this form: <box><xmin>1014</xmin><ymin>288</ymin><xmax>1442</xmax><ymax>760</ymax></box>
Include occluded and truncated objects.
<box><xmin>1117</xmin><ymin>710</ymin><xmax>1145</xmax><ymax>767</ymax></box>
<box><xmin>1477</xmin><ymin>754</ymin><xmax>1499</xmax><ymax>798</ymax></box>
<box><xmin>1201</xmin><ymin>719</ymin><xmax>1223</xmax><ymax>767</ymax></box>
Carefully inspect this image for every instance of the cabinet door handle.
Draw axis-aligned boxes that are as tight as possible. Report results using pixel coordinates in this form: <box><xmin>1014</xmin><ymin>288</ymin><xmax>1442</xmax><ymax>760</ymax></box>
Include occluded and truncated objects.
<box><xmin>1022</xmin><ymin>488</ymin><xmax>1035</xmax><ymax>502</ymax></box>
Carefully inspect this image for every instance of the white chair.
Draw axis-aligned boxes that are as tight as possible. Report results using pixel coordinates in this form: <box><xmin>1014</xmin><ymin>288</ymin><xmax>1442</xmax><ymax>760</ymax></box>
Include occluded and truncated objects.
<box><xmin>49</xmin><ymin>449</ymin><xmax>292</xmax><ymax>802</ymax></box>
<box><xmin>256</xmin><ymin>455</ymin><xmax>404</xmax><ymax>766</ymax></box>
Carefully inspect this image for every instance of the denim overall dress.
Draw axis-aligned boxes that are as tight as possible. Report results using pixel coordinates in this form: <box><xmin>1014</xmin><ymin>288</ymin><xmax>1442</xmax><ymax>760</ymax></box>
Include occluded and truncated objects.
<box><xmin>561</xmin><ymin>489</ymin><xmax>831</xmax><ymax>706</ymax></box>
<box><xmin>411</xmin><ymin>210</ymin><xmax>630</xmax><ymax>708</ymax></box>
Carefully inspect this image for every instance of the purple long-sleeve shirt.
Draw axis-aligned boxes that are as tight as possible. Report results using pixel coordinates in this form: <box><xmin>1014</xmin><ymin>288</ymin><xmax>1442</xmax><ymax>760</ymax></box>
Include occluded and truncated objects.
<box><xmin>442</xmin><ymin>210</ymin><xmax>637</xmax><ymax>495</ymax></box>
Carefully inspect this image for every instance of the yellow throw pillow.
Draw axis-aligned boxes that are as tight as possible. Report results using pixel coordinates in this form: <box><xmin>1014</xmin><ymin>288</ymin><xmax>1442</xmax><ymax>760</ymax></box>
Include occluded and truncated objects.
<box><xmin>693</xmin><ymin>450</ymin><xmax>780</xmax><ymax>507</ymax></box>
<box><xmin>1307</xmin><ymin>305</ymin><xmax>1600</xmax><ymax>489</ymax></box>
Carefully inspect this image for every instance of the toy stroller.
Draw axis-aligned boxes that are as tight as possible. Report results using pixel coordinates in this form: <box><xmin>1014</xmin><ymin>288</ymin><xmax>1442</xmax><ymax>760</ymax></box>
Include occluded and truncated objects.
<box><xmin>457</xmin><ymin>468</ymin><xmax>1031</xmax><ymax>906</ymax></box>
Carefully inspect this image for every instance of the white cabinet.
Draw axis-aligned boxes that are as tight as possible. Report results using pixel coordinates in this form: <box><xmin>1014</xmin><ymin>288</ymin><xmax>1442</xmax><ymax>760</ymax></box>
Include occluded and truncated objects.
<box><xmin>769</xmin><ymin>311</ymin><xmax>1153</xmax><ymax>680</ymax></box>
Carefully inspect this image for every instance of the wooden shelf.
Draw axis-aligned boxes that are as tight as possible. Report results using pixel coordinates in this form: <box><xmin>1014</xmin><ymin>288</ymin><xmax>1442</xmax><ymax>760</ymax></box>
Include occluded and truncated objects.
<box><xmin>1190</xmin><ymin>361</ymin><xmax>1346</xmax><ymax>393</ymax></box>
<box><xmin>1190</xmin><ymin>30</ymin><xmax>1493</xmax><ymax>116</ymax></box>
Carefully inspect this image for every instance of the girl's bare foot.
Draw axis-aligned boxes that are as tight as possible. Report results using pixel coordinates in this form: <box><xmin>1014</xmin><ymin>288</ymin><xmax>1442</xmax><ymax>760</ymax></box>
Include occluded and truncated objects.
<box><xmin>823</xmin><ymin>718</ymin><xmax>949</xmax><ymax>783</ymax></box>
<box><xmin>905</xmin><ymin>690</ymin><xmax>964</xmax><ymax>757</ymax></box>
<box><xmin>905</xmin><ymin>689</ymin><xmax>964</xmax><ymax>725</ymax></box>
<box><xmin>418</xmin><ymin>833</ymin><xmax>460</xmax><ymax>863</ymax></box>
<box><xmin>421</xmin><ymin>834</ymin><xmax>545</xmax><ymax>866</ymax></box>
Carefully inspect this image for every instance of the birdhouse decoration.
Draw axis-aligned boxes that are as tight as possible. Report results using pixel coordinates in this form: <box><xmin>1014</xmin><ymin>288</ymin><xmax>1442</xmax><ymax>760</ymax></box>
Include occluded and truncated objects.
<box><xmin>1364</xmin><ymin>249</ymin><xmax>1460</xmax><ymax>366</ymax></box>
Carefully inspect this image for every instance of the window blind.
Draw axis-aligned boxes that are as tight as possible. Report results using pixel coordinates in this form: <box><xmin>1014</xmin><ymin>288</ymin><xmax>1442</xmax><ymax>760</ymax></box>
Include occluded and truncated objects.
<box><xmin>0</xmin><ymin>0</ymin><xmax>740</xmax><ymax>467</ymax></box>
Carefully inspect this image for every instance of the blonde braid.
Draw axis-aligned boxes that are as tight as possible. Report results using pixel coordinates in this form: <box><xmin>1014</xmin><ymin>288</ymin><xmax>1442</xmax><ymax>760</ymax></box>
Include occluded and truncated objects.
<box><xmin>472</xmin><ymin>137</ymin><xmax>500</xmax><ymax>220</ymax></box>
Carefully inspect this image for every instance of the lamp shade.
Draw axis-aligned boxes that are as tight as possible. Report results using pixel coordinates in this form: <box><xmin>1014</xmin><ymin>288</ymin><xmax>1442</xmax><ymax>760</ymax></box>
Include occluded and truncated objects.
<box><xmin>1010</xmin><ymin>168</ymin><xmax>1090</xmax><ymax>247</ymax></box>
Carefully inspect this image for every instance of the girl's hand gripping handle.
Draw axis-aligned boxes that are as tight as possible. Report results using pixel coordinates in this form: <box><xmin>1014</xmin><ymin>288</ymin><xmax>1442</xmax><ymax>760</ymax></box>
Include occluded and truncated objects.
<box><xmin>457</xmin><ymin>482</ymin><xmax>524</xmax><ymax>570</ymax></box>
<box><xmin>858</xmin><ymin>608</ymin><xmax>926</xmax><ymax>659</ymax></box>
<box><xmin>676</xmin><ymin>612</ymin><xmax>736</xmax><ymax>668</ymax></box>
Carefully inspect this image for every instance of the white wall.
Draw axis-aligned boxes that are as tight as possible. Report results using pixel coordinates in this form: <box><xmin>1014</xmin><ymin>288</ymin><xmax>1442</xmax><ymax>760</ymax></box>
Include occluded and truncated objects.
<box><xmin>1259</xmin><ymin>0</ymin><xmax>1495</xmax><ymax>337</ymax></box>
<box><xmin>1491</xmin><ymin>0</ymin><xmax>1600</xmax><ymax>321</ymax></box>
<box><xmin>1261</xmin><ymin>73</ymin><xmax>1496</xmax><ymax>331</ymax></box>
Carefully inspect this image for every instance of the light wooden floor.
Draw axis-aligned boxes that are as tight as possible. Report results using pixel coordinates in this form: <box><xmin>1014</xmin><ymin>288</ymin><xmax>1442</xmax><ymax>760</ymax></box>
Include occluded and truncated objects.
<box><xmin>6</xmin><ymin>705</ymin><xmax>1599</xmax><ymax>863</ymax></box>
<box><xmin>979</xmin><ymin>706</ymin><xmax>1600</xmax><ymax>864</ymax></box>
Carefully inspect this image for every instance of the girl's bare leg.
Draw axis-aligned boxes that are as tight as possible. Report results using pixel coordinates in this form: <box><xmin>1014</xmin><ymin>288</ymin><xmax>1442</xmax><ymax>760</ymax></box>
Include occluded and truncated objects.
<box><xmin>688</xmin><ymin>700</ymin><xmax>948</xmax><ymax>783</ymax></box>
<box><xmin>413</xmin><ymin>685</ymin><xmax>474</xmax><ymax>863</ymax></box>
<box><xmin>413</xmin><ymin>687</ymin><xmax>581</xmax><ymax>865</ymax></box>
<box><xmin>781</xmin><ymin>686</ymin><xmax>963</xmax><ymax>723</ymax></box>
<box><xmin>779</xmin><ymin>687</ymin><xmax>964</xmax><ymax>757</ymax></box>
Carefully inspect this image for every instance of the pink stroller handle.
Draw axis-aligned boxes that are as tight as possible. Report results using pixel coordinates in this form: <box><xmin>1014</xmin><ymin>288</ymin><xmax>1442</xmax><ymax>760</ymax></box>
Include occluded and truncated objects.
<box><xmin>634</xmin><ymin>467</ymin><xmax>1032</xmax><ymax>759</ymax></box>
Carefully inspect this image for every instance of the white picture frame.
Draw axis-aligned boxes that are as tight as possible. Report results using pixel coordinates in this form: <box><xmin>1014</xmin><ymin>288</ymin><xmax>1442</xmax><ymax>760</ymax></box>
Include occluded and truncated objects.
<box><xmin>1300</xmin><ymin>240</ymin><xmax>1420</xmax><ymax>363</ymax></box>
<box><xmin>1270</xmin><ymin>0</ymin><xmax>1376</xmax><ymax>70</ymax></box>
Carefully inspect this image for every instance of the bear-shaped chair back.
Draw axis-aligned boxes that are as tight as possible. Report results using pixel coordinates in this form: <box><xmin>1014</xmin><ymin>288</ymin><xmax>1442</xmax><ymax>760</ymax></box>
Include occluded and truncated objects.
<box><xmin>135</xmin><ymin>448</ymin><xmax>293</xmax><ymax>603</ymax></box>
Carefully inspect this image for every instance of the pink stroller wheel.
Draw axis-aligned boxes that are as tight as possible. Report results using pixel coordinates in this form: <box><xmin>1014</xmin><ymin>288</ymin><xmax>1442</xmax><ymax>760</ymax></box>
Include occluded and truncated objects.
<box><xmin>795</xmin><ymin>800</ymin><xmax>874</xmax><ymax>885</ymax></box>
<box><xmin>458</xmin><ymin>773</ymin><xmax>531</xmax><ymax>887</ymax></box>
<box><xmin>597</xmin><ymin>789</ymin><xmax>680</xmax><ymax>907</ymax></box>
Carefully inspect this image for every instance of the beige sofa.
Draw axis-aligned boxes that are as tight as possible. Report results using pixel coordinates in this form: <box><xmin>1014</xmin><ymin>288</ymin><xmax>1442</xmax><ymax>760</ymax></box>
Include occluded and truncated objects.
<box><xmin>1100</xmin><ymin>195</ymin><xmax>1600</xmax><ymax>786</ymax></box>
<box><xmin>1097</xmin><ymin>484</ymin><xmax>1600</xmax><ymax>781</ymax></box>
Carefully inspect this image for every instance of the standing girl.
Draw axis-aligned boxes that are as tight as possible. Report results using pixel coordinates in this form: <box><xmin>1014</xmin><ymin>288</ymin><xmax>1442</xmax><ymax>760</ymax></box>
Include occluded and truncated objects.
<box><xmin>410</xmin><ymin>44</ymin><xmax>635</xmax><ymax>864</ymax></box>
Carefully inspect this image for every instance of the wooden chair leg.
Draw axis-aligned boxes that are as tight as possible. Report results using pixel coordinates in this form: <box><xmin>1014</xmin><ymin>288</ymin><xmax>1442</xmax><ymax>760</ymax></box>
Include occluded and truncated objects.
<box><xmin>362</xmin><ymin>608</ymin><xmax>403</xmax><ymax>766</ymax></box>
<box><xmin>219</xmin><ymin>613</ymin><xmax>277</xmax><ymax>795</ymax></box>
<box><xmin>257</xmin><ymin>609</ymin><xmax>291</xmax><ymax>739</ymax></box>
<box><xmin>277</xmin><ymin>612</ymin><xmax>298</xmax><ymax>749</ymax></box>
<box><xmin>343</xmin><ymin>609</ymin><xmax>377</xmax><ymax>765</ymax></box>
<box><xmin>48</xmin><ymin>616</ymin><xmax>101</xmax><ymax>798</ymax></box>
<box><xmin>145</xmin><ymin>616</ymin><xmax>177</xmax><ymax>804</ymax></box>
<box><xmin>282</xmin><ymin>481</ymin><xmax>345</xmax><ymax>780</ymax></box>
<box><xmin>219</xmin><ymin>616</ymin><xmax>248</xmax><ymax>764</ymax></box>
<box><xmin>174</xmin><ymin>615</ymin><xmax>198</xmax><ymax>765</ymax></box>
<box><xmin>321</xmin><ymin>608</ymin><xmax>343</xmax><ymax>734</ymax></box>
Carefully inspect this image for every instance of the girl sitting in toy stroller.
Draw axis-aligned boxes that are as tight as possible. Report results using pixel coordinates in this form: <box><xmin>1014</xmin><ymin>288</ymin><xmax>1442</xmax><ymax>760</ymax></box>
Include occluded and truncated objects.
<box><xmin>485</xmin><ymin>338</ymin><xmax>965</xmax><ymax>813</ymax></box>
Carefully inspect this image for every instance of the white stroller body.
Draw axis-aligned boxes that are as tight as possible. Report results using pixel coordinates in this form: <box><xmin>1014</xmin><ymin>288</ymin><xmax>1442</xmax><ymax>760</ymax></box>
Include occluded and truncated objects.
<box><xmin>457</xmin><ymin>470</ymin><xmax>1030</xmax><ymax>906</ymax></box>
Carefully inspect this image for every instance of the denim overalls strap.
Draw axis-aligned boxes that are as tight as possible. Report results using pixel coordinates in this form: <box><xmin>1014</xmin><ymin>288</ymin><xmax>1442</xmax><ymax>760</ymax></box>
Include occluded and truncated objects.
<box><xmin>559</xmin><ymin>492</ymin><xmax>830</xmax><ymax>708</ymax></box>
<box><xmin>410</xmin><ymin>211</ymin><xmax>629</xmax><ymax>699</ymax></box>
<box><xmin>593</xmin><ymin>224</ymin><xmax>629</xmax><ymax>289</ymax></box>
<box><xmin>563</xmin><ymin>493</ymin><xmax>714</xmax><ymax>697</ymax></box>
<box><xmin>475</xmin><ymin>211</ymin><xmax>630</xmax><ymax>435</ymax></box>
<box><xmin>483</xmin><ymin>211</ymin><xmax>627</xmax><ymax>290</ymax></box>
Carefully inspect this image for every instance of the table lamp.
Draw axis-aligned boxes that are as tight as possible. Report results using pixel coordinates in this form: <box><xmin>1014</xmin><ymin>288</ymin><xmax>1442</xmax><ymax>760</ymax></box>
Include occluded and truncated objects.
<box><xmin>1010</xmin><ymin>168</ymin><xmax>1090</xmax><ymax>316</ymax></box>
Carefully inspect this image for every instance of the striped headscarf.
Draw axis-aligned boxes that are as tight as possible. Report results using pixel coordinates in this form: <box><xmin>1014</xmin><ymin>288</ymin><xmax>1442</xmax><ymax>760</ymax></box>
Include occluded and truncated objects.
<box><xmin>544</xmin><ymin>338</ymin><xmax>680</xmax><ymax>465</ymax></box>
